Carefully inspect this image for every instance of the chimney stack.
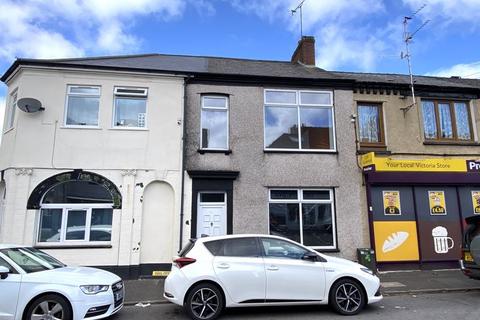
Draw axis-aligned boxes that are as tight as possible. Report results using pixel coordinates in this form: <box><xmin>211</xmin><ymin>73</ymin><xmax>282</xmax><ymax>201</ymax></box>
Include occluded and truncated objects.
<box><xmin>291</xmin><ymin>36</ymin><xmax>315</xmax><ymax>66</ymax></box>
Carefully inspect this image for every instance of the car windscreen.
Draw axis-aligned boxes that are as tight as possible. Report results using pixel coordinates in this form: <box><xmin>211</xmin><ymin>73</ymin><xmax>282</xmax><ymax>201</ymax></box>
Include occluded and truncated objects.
<box><xmin>0</xmin><ymin>247</ymin><xmax>65</xmax><ymax>273</ymax></box>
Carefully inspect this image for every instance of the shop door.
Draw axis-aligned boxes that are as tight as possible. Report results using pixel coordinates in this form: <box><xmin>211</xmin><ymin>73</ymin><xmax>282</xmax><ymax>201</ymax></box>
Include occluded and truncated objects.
<box><xmin>413</xmin><ymin>187</ymin><xmax>463</xmax><ymax>261</ymax></box>
<box><xmin>370</xmin><ymin>186</ymin><xmax>420</xmax><ymax>262</ymax></box>
<box><xmin>457</xmin><ymin>186</ymin><xmax>480</xmax><ymax>226</ymax></box>
<box><xmin>197</xmin><ymin>192</ymin><xmax>226</xmax><ymax>237</ymax></box>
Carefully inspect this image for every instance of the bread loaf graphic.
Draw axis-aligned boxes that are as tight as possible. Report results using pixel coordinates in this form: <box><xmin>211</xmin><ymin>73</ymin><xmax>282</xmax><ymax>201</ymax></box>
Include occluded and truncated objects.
<box><xmin>382</xmin><ymin>231</ymin><xmax>409</xmax><ymax>253</ymax></box>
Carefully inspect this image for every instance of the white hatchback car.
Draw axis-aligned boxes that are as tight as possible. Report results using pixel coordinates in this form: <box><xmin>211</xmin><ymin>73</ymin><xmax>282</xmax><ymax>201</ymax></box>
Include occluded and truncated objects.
<box><xmin>0</xmin><ymin>245</ymin><xmax>124</xmax><ymax>320</ymax></box>
<box><xmin>164</xmin><ymin>235</ymin><xmax>382</xmax><ymax>319</ymax></box>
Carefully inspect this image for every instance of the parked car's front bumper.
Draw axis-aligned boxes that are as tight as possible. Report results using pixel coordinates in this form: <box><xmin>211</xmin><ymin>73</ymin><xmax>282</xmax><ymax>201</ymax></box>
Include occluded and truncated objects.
<box><xmin>460</xmin><ymin>260</ymin><xmax>480</xmax><ymax>280</ymax></box>
<box><xmin>73</xmin><ymin>284</ymin><xmax>124</xmax><ymax>320</ymax></box>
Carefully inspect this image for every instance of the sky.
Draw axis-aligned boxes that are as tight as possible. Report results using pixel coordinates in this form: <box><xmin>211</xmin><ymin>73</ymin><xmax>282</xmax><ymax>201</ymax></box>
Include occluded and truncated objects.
<box><xmin>1</xmin><ymin>0</ymin><xmax>480</xmax><ymax>131</ymax></box>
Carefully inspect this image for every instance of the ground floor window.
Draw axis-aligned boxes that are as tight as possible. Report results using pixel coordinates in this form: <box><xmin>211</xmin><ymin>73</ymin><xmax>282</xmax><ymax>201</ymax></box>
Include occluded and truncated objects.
<box><xmin>38</xmin><ymin>206</ymin><xmax>113</xmax><ymax>244</ymax></box>
<box><xmin>268</xmin><ymin>188</ymin><xmax>336</xmax><ymax>249</ymax></box>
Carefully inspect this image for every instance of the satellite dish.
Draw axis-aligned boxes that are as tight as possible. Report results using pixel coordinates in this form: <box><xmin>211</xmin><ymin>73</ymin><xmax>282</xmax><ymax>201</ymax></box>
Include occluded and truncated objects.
<box><xmin>17</xmin><ymin>98</ymin><xmax>44</xmax><ymax>113</ymax></box>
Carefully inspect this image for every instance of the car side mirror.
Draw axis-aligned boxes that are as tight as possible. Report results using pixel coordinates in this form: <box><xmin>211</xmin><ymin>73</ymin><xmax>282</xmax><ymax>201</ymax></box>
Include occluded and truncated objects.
<box><xmin>302</xmin><ymin>252</ymin><xmax>318</xmax><ymax>262</ymax></box>
<box><xmin>0</xmin><ymin>266</ymin><xmax>9</xmax><ymax>279</ymax></box>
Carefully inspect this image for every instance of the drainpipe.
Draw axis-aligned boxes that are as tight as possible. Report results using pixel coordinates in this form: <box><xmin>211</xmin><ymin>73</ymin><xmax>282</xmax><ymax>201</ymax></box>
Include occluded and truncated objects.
<box><xmin>179</xmin><ymin>75</ymin><xmax>193</xmax><ymax>252</ymax></box>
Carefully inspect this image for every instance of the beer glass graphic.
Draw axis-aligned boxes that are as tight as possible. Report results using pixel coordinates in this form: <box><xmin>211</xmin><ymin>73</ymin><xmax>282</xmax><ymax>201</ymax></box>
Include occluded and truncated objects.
<box><xmin>431</xmin><ymin>226</ymin><xmax>454</xmax><ymax>254</ymax></box>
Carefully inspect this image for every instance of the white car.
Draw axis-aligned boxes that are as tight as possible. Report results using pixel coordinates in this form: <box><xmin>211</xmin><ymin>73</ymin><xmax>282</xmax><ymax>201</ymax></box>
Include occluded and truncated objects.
<box><xmin>164</xmin><ymin>234</ymin><xmax>382</xmax><ymax>319</ymax></box>
<box><xmin>0</xmin><ymin>245</ymin><xmax>124</xmax><ymax>320</ymax></box>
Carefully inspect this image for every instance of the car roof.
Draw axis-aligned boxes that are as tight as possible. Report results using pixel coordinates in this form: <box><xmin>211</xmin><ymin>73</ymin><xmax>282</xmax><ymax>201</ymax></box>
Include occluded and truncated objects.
<box><xmin>194</xmin><ymin>234</ymin><xmax>287</xmax><ymax>243</ymax></box>
<box><xmin>0</xmin><ymin>244</ymin><xmax>28</xmax><ymax>250</ymax></box>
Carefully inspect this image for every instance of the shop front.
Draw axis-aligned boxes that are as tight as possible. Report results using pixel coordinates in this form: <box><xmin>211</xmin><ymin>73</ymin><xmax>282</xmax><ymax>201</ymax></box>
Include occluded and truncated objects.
<box><xmin>362</xmin><ymin>153</ymin><xmax>480</xmax><ymax>268</ymax></box>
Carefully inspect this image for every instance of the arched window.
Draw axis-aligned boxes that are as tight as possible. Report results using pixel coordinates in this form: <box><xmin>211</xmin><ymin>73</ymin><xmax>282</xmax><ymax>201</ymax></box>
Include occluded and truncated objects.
<box><xmin>33</xmin><ymin>171</ymin><xmax>120</xmax><ymax>246</ymax></box>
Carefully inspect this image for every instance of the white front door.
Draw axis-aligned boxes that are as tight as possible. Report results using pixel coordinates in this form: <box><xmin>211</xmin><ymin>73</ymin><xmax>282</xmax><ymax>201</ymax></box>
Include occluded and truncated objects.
<box><xmin>197</xmin><ymin>192</ymin><xmax>226</xmax><ymax>237</ymax></box>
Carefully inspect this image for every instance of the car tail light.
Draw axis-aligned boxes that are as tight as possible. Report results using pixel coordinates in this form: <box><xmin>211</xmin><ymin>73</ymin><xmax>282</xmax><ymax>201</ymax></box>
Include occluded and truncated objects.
<box><xmin>174</xmin><ymin>257</ymin><xmax>196</xmax><ymax>268</ymax></box>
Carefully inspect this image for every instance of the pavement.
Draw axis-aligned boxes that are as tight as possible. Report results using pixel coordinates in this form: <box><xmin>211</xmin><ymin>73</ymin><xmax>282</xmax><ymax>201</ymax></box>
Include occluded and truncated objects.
<box><xmin>123</xmin><ymin>268</ymin><xmax>480</xmax><ymax>306</ymax></box>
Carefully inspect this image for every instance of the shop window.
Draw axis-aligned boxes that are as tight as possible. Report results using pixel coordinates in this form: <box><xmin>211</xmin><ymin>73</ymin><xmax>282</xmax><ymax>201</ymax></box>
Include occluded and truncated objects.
<box><xmin>65</xmin><ymin>85</ymin><xmax>100</xmax><ymax>127</ymax></box>
<box><xmin>264</xmin><ymin>90</ymin><xmax>335</xmax><ymax>151</ymax></box>
<box><xmin>268</xmin><ymin>188</ymin><xmax>336</xmax><ymax>249</ymax></box>
<box><xmin>113</xmin><ymin>87</ymin><xmax>148</xmax><ymax>128</ymax></box>
<box><xmin>421</xmin><ymin>100</ymin><xmax>473</xmax><ymax>142</ymax></box>
<box><xmin>37</xmin><ymin>180</ymin><xmax>114</xmax><ymax>246</ymax></box>
<box><xmin>357</xmin><ymin>102</ymin><xmax>385</xmax><ymax>148</ymax></box>
<box><xmin>201</xmin><ymin>96</ymin><xmax>229</xmax><ymax>150</ymax></box>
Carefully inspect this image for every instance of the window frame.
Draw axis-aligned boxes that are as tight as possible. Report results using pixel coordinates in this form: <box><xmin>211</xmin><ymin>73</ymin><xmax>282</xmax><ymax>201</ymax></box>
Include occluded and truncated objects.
<box><xmin>36</xmin><ymin>203</ymin><xmax>113</xmax><ymax>247</ymax></box>
<box><xmin>200</xmin><ymin>95</ymin><xmax>229</xmax><ymax>151</ymax></box>
<box><xmin>4</xmin><ymin>88</ymin><xmax>18</xmax><ymax>133</ymax></box>
<box><xmin>357</xmin><ymin>102</ymin><xmax>386</xmax><ymax>148</ymax></box>
<box><xmin>263</xmin><ymin>89</ymin><xmax>336</xmax><ymax>152</ymax></box>
<box><xmin>268</xmin><ymin>188</ymin><xmax>337</xmax><ymax>250</ymax></box>
<box><xmin>112</xmin><ymin>86</ymin><xmax>148</xmax><ymax>129</ymax></box>
<box><xmin>421</xmin><ymin>99</ymin><xmax>474</xmax><ymax>142</ymax></box>
<box><xmin>64</xmin><ymin>85</ymin><xmax>101</xmax><ymax>128</ymax></box>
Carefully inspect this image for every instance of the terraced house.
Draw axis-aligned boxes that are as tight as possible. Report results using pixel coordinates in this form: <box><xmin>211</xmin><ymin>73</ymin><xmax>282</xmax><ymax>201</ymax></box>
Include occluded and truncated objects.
<box><xmin>0</xmin><ymin>36</ymin><xmax>479</xmax><ymax>277</ymax></box>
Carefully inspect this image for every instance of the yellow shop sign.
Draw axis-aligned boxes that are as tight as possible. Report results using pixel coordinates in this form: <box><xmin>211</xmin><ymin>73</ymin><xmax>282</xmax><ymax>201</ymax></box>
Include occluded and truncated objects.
<box><xmin>361</xmin><ymin>152</ymin><xmax>468</xmax><ymax>173</ymax></box>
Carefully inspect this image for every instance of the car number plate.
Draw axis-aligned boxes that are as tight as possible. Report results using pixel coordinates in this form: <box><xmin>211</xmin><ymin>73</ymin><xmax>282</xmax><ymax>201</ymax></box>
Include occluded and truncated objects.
<box><xmin>464</xmin><ymin>251</ymin><xmax>474</xmax><ymax>262</ymax></box>
<box><xmin>115</xmin><ymin>290</ymin><xmax>124</xmax><ymax>301</ymax></box>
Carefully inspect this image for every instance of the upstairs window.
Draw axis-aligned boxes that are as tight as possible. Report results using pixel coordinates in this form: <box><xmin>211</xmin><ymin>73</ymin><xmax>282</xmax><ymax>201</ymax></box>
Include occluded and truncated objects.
<box><xmin>4</xmin><ymin>89</ymin><xmax>17</xmax><ymax>131</ymax></box>
<box><xmin>113</xmin><ymin>87</ymin><xmax>148</xmax><ymax>128</ymax></box>
<box><xmin>357</xmin><ymin>102</ymin><xmax>385</xmax><ymax>148</ymax></box>
<box><xmin>65</xmin><ymin>85</ymin><xmax>100</xmax><ymax>127</ymax></box>
<box><xmin>422</xmin><ymin>100</ymin><xmax>473</xmax><ymax>142</ymax></box>
<box><xmin>264</xmin><ymin>89</ymin><xmax>335</xmax><ymax>151</ymax></box>
<box><xmin>201</xmin><ymin>96</ymin><xmax>229</xmax><ymax>150</ymax></box>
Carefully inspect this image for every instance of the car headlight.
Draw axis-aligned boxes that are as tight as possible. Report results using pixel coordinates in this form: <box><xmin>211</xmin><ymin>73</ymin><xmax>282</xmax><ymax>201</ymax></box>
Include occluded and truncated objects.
<box><xmin>360</xmin><ymin>267</ymin><xmax>374</xmax><ymax>275</ymax></box>
<box><xmin>80</xmin><ymin>285</ymin><xmax>110</xmax><ymax>295</ymax></box>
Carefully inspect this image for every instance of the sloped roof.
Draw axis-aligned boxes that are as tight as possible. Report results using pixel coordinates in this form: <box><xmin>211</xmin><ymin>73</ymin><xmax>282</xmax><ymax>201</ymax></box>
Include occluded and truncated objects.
<box><xmin>332</xmin><ymin>71</ymin><xmax>480</xmax><ymax>90</ymax></box>
<box><xmin>1</xmin><ymin>53</ymin><xmax>344</xmax><ymax>82</ymax></box>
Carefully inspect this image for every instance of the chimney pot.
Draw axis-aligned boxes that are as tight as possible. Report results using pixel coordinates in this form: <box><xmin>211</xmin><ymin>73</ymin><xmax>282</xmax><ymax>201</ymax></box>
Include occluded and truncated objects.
<box><xmin>291</xmin><ymin>36</ymin><xmax>315</xmax><ymax>66</ymax></box>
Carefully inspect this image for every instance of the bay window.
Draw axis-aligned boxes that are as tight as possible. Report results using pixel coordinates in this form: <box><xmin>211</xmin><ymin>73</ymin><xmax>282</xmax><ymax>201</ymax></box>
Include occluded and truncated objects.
<box><xmin>422</xmin><ymin>100</ymin><xmax>473</xmax><ymax>142</ymax></box>
<box><xmin>268</xmin><ymin>188</ymin><xmax>336</xmax><ymax>249</ymax></box>
<box><xmin>264</xmin><ymin>89</ymin><xmax>335</xmax><ymax>151</ymax></box>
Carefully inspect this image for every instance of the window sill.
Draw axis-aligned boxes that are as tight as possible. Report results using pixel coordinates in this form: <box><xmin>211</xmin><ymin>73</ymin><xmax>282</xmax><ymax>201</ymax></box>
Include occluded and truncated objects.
<box><xmin>109</xmin><ymin>127</ymin><xmax>149</xmax><ymax>131</ymax></box>
<box><xmin>61</xmin><ymin>126</ymin><xmax>102</xmax><ymax>130</ymax></box>
<box><xmin>264</xmin><ymin>149</ymin><xmax>338</xmax><ymax>154</ymax></box>
<box><xmin>313</xmin><ymin>248</ymin><xmax>340</xmax><ymax>253</ymax></box>
<box><xmin>423</xmin><ymin>140</ymin><xmax>479</xmax><ymax>146</ymax></box>
<box><xmin>198</xmin><ymin>149</ymin><xmax>232</xmax><ymax>155</ymax></box>
<box><xmin>357</xmin><ymin>148</ymin><xmax>390</xmax><ymax>155</ymax></box>
<box><xmin>35</xmin><ymin>244</ymin><xmax>112</xmax><ymax>249</ymax></box>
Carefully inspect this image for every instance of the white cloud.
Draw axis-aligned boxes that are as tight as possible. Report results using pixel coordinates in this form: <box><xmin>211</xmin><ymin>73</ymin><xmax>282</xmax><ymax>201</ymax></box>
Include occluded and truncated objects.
<box><xmin>0</xmin><ymin>0</ymin><xmax>187</xmax><ymax>61</ymax></box>
<box><xmin>426</xmin><ymin>61</ymin><xmax>480</xmax><ymax>78</ymax></box>
<box><xmin>230</xmin><ymin>0</ymin><xmax>390</xmax><ymax>71</ymax></box>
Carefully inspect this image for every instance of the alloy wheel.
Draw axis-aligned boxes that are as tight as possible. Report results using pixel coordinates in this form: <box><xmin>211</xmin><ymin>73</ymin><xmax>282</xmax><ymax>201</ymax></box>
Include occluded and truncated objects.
<box><xmin>334</xmin><ymin>283</ymin><xmax>362</xmax><ymax>313</ymax></box>
<box><xmin>190</xmin><ymin>288</ymin><xmax>220</xmax><ymax>319</ymax></box>
<box><xmin>30</xmin><ymin>300</ymin><xmax>64</xmax><ymax>320</ymax></box>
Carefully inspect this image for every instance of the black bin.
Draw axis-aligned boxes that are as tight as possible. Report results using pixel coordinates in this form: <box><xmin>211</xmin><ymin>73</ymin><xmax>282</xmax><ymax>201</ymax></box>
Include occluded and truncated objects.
<box><xmin>357</xmin><ymin>248</ymin><xmax>377</xmax><ymax>274</ymax></box>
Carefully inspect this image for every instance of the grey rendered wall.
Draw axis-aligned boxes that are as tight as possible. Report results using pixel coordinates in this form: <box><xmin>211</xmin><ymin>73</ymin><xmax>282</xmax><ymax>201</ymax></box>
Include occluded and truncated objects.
<box><xmin>185</xmin><ymin>83</ymin><xmax>368</xmax><ymax>259</ymax></box>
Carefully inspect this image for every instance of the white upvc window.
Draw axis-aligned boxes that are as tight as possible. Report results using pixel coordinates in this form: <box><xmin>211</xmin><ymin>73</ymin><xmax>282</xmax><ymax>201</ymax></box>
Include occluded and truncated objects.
<box><xmin>4</xmin><ymin>89</ymin><xmax>18</xmax><ymax>132</ymax></box>
<box><xmin>64</xmin><ymin>85</ymin><xmax>101</xmax><ymax>127</ymax></box>
<box><xmin>37</xmin><ymin>204</ymin><xmax>113</xmax><ymax>246</ymax></box>
<box><xmin>264</xmin><ymin>89</ymin><xmax>335</xmax><ymax>151</ymax></box>
<box><xmin>200</xmin><ymin>95</ymin><xmax>229</xmax><ymax>150</ymax></box>
<box><xmin>268</xmin><ymin>188</ymin><xmax>337</xmax><ymax>250</ymax></box>
<box><xmin>113</xmin><ymin>87</ymin><xmax>148</xmax><ymax>128</ymax></box>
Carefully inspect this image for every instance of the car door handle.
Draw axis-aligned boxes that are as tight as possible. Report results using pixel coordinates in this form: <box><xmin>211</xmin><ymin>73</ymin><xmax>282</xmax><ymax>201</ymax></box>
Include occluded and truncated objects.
<box><xmin>267</xmin><ymin>265</ymin><xmax>279</xmax><ymax>271</ymax></box>
<box><xmin>216</xmin><ymin>263</ymin><xmax>230</xmax><ymax>269</ymax></box>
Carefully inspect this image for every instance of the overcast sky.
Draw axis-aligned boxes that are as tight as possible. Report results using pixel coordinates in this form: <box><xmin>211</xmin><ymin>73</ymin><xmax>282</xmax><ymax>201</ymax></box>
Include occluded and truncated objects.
<box><xmin>1</xmin><ymin>0</ymin><xmax>480</xmax><ymax>132</ymax></box>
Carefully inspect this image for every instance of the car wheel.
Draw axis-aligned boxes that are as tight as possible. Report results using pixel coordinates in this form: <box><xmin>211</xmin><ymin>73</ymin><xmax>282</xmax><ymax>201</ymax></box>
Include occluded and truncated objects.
<box><xmin>329</xmin><ymin>278</ymin><xmax>366</xmax><ymax>316</ymax></box>
<box><xmin>25</xmin><ymin>294</ymin><xmax>72</xmax><ymax>320</ymax></box>
<box><xmin>184</xmin><ymin>283</ymin><xmax>224</xmax><ymax>320</ymax></box>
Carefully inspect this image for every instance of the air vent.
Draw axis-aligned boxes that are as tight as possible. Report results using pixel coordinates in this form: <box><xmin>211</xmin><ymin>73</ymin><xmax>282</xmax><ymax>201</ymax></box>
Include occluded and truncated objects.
<box><xmin>114</xmin><ymin>87</ymin><xmax>148</xmax><ymax>97</ymax></box>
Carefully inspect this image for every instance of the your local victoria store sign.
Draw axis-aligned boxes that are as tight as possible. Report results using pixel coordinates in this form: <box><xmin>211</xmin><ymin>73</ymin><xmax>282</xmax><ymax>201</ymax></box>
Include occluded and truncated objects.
<box><xmin>362</xmin><ymin>152</ymin><xmax>480</xmax><ymax>173</ymax></box>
